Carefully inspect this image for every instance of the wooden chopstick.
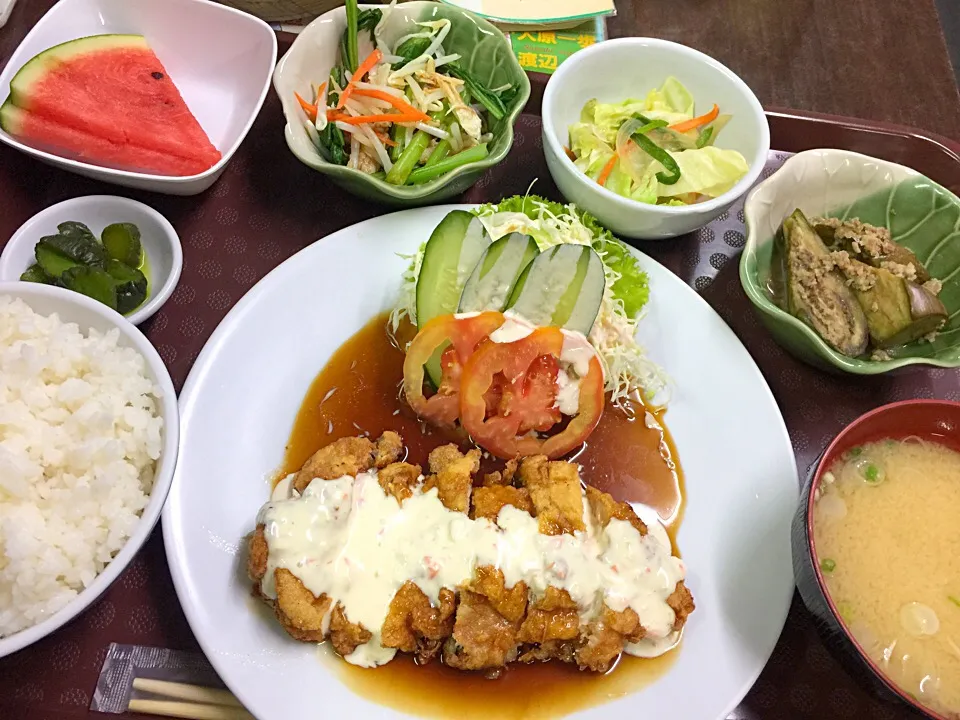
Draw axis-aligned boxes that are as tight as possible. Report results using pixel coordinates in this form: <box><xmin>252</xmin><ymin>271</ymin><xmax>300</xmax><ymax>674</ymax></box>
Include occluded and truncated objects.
<box><xmin>132</xmin><ymin>678</ymin><xmax>243</xmax><ymax>707</ymax></box>
<box><xmin>127</xmin><ymin>699</ymin><xmax>254</xmax><ymax>720</ymax></box>
<box><xmin>128</xmin><ymin>678</ymin><xmax>252</xmax><ymax>720</ymax></box>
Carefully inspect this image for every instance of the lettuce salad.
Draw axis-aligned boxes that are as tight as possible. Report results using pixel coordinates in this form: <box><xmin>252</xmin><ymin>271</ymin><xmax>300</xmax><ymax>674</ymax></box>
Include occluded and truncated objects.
<box><xmin>390</xmin><ymin>195</ymin><xmax>669</xmax><ymax>403</ymax></box>
<box><xmin>569</xmin><ymin>77</ymin><xmax>749</xmax><ymax>205</ymax></box>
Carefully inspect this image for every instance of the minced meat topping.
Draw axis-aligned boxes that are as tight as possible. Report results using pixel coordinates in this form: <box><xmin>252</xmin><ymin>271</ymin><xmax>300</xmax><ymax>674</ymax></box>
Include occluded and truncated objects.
<box><xmin>814</xmin><ymin>217</ymin><xmax>896</xmax><ymax>258</ymax></box>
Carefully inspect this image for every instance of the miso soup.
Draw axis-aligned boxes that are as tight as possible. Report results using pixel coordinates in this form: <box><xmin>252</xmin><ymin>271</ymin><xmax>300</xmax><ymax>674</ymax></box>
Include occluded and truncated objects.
<box><xmin>813</xmin><ymin>438</ymin><xmax>960</xmax><ymax>718</ymax></box>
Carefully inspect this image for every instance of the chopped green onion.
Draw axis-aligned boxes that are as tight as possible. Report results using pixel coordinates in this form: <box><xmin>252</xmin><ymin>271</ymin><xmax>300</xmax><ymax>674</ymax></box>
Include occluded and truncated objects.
<box><xmin>864</xmin><ymin>464</ymin><xmax>880</xmax><ymax>483</ymax></box>
<box><xmin>949</xmin><ymin>595</ymin><xmax>960</xmax><ymax>608</ymax></box>
<box><xmin>849</xmin><ymin>446</ymin><xmax>863</xmax><ymax>457</ymax></box>
<box><xmin>837</xmin><ymin>602</ymin><xmax>854</xmax><ymax>622</ymax></box>
<box><xmin>631</xmin><ymin>132</ymin><xmax>682</xmax><ymax>185</ymax></box>
<box><xmin>407</xmin><ymin>143</ymin><xmax>489</xmax><ymax>184</ymax></box>
<box><xmin>820</xmin><ymin>558</ymin><xmax>836</xmax><ymax>573</ymax></box>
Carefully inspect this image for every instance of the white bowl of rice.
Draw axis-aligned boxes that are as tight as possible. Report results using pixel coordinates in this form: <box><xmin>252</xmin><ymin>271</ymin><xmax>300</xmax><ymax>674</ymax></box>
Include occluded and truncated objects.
<box><xmin>0</xmin><ymin>281</ymin><xmax>178</xmax><ymax>658</ymax></box>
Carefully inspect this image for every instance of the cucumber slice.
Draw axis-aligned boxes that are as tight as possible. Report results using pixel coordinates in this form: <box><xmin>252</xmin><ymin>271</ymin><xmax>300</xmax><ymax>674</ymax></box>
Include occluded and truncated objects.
<box><xmin>506</xmin><ymin>244</ymin><xmax>605</xmax><ymax>335</ymax></box>
<box><xmin>458</xmin><ymin>232</ymin><xmax>539</xmax><ymax>313</ymax></box>
<box><xmin>415</xmin><ymin>210</ymin><xmax>491</xmax><ymax>385</ymax></box>
<box><xmin>35</xmin><ymin>241</ymin><xmax>82</xmax><ymax>278</ymax></box>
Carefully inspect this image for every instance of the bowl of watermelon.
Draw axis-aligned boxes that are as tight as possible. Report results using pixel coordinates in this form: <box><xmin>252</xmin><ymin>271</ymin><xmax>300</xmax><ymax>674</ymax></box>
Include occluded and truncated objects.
<box><xmin>0</xmin><ymin>0</ymin><xmax>277</xmax><ymax>196</ymax></box>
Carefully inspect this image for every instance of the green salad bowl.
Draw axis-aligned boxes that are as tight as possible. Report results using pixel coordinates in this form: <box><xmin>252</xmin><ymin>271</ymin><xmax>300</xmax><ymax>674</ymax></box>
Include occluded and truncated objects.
<box><xmin>272</xmin><ymin>2</ymin><xmax>530</xmax><ymax>206</ymax></box>
<box><xmin>741</xmin><ymin>149</ymin><xmax>960</xmax><ymax>374</ymax></box>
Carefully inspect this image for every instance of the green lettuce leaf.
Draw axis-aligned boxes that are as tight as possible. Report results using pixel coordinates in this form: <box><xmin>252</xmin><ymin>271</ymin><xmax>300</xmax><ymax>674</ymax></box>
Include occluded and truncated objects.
<box><xmin>569</xmin><ymin>122</ymin><xmax>615</xmax><ymax>178</ymax></box>
<box><xmin>577</xmin><ymin>77</ymin><xmax>696</xmax><ymax>144</ymax></box>
<box><xmin>654</xmin><ymin>146</ymin><xmax>750</xmax><ymax>198</ymax></box>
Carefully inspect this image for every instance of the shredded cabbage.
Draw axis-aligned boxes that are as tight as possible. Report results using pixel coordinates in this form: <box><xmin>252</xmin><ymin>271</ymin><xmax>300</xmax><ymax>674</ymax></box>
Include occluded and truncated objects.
<box><xmin>389</xmin><ymin>196</ymin><xmax>669</xmax><ymax>403</ymax></box>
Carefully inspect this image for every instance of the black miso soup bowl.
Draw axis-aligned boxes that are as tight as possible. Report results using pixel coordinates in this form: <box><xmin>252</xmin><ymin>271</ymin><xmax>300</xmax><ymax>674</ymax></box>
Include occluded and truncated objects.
<box><xmin>792</xmin><ymin>398</ymin><xmax>960</xmax><ymax>720</ymax></box>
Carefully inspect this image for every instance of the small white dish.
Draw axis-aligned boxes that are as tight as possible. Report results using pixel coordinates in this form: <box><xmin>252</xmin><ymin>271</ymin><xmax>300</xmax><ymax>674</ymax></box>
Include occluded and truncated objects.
<box><xmin>0</xmin><ymin>195</ymin><xmax>183</xmax><ymax>325</ymax></box>
<box><xmin>0</xmin><ymin>281</ymin><xmax>179</xmax><ymax>659</ymax></box>
<box><xmin>0</xmin><ymin>0</ymin><xmax>277</xmax><ymax>196</ymax></box>
<box><xmin>541</xmin><ymin>38</ymin><xmax>770</xmax><ymax>240</ymax></box>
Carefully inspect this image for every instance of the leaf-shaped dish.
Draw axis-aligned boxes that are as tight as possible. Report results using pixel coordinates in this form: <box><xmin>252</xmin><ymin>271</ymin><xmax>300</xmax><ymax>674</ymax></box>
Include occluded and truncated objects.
<box><xmin>741</xmin><ymin>149</ymin><xmax>960</xmax><ymax>374</ymax></box>
<box><xmin>273</xmin><ymin>2</ymin><xmax>530</xmax><ymax>206</ymax></box>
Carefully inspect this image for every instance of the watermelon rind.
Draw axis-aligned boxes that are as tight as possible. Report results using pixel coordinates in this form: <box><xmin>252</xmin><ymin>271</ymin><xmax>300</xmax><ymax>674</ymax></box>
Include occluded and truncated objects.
<box><xmin>0</xmin><ymin>98</ymin><xmax>23</xmax><ymax>133</ymax></box>
<box><xmin>9</xmin><ymin>34</ymin><xmax>149</xmax><ymax>110</ymax></box>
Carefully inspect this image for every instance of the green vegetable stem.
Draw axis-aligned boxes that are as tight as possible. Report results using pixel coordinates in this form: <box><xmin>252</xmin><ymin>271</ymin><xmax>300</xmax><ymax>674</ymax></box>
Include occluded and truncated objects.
<box><xmin>425</xmin><ymin>139</ymin><xmax>452</xmax><ymax>167</ymax></box>
<box><xmin>407</xmin><ymin>143</ymin><xmax>489</xmax><ymax>184</ymax></box>
<box><xmin>343</xmin><ymin>0</ymin><xmax>359</xmax><ymax>73</ymax></box>
<box><xmin>386</xmin><ymin>131</ymin><xmax>433</xmax><ymax>185</ymax></box>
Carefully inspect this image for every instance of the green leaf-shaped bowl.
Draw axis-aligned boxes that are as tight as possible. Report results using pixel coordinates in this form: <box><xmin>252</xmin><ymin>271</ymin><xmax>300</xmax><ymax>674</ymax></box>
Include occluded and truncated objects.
<box><xmin>273</xmin><ymin>2</ymin><xmax>530</xmax><ymax>206</ymax></box>
<box><xmin>740</xmin><ymin>149</ymin><xmax>960</xmax><ymax>374</ymax></box>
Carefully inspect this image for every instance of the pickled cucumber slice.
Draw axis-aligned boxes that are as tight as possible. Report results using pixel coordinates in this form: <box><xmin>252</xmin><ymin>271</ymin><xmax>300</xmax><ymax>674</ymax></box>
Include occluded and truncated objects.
<box><xmin>40</xmin><ymin>232</ymin><xmax>106</xmax><ymax>268</ymax></box>
<box><xmin>416</xmin><ymin>210</ymin><xmax>491</xmax><ymax>385</ymax></box>
<box><xmin>20</xmin><ymin>264</ymin><xmax>53</xmax><ymax>284</ymax></box>
<box><xmin>457</xmin><ymin>232</ymin><xmax>539</xmax><ymax>314</ymax></box>
<box><xmin>57</xmin><ymin>221</ymin><xmax>96</xmax><ymax>243</ymax></box>
<box><xmin>106</xmin><ymin>259</ymin><xmax>148</xmax><ymax>314</ymax></box>
<box><xmin>61</xmin><ymin>266</ymin><xmax>118</xmax><ymax>311</ymax></box>
<box><xmin>505</xmin><ymin>244</ymin><xmax>605</xmax><ymax>335</ymax></box>
<box><xmin>102</xmin><ymin>222</ymin><xmax>143</xmax><ymax>267</ymax></box>
<box><xmin>35</xmin><ymin>241</ymin><xmax>83</xmax><ymax>278</ymax></box>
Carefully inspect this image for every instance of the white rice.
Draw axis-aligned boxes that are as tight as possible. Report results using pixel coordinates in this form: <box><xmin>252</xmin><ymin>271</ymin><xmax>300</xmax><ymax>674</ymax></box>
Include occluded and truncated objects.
<box><xmin>0</xmin><ymin>296</ymin><xmax>163</xmax><ymax>637</ymax></box>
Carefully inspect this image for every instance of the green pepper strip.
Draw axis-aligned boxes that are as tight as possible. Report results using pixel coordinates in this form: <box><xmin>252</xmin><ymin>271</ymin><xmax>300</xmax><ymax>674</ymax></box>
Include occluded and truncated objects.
<box><xmin>631</xmin><ymin>124</ymin><xmax>682</xmax><ymax>185</ymax></box>
<box><xmin>407</xmin><ymin>143</ymin><xmax>489</xmax><ymax>184</ymax></box>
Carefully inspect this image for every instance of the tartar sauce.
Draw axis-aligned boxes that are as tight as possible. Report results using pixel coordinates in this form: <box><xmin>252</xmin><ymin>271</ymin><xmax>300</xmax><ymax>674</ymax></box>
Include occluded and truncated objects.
<box><xmin>258</xmin><ymin>468</ymin><xmax>686</xmax><ymax>667</ymax></box>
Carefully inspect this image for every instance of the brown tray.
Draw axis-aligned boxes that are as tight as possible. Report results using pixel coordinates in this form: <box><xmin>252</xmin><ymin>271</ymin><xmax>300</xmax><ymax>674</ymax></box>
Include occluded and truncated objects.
<box><xmin>2</xmin><ymin>58</ymin><xmax>959</xmax><ymax>720</ymax></box>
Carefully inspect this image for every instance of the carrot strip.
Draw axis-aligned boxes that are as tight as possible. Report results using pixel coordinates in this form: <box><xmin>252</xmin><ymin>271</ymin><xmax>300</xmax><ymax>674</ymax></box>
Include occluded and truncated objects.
<box><xmin>313</xmin><ymin>81</ymin><xmax>327</xmax><ymax>106</ymax></box>
<box><xmin>597</xmin><ymin>154</ymin><xmax>617</xmax><ymax>186</ymax></box>
<box><xmin>351</xmin><ymin>87</ymin><xmax>430</xmax><ymax>122</ymax></box>
<box><xmin>294</xmin><ymin>92</ymin><xmax>317</xmax><ymax>122</ymax></box>
<box><xmin>668</xmin><ymin>104</ymin><xmax>719</xmax><ymax>133</ymax></box>
<box><xmin>328</xmin><ymin>111</ymin><xmax>425</xmax><ymax>125</ymax></box>
<box><xmin>563</xmin><ymin>145</ymin><xmax>577</xmax><ymax>162</ymax></box>
<box><xmin>337</xmin><ymin>48</ymin><xmax>383</xmax><ymax>109</ymax></box>
<box><xmin>375</xmin><ymin>130</ymin><xmax>397</xmax><ymax>147</ymax></box>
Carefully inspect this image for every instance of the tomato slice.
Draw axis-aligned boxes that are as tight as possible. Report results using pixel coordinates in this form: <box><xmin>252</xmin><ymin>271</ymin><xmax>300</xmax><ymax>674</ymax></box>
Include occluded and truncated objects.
<box><xmin>402</xmin><ymin>312</ymin><xmax>505</xmax><ymax>428</ymax></box>
<box><xmin>497</xmin><ymin>354</ymin><xmax>562</xmax><ymax>433</ymax></box>
<box><xmin>459</xmin><ymin>327</ymin><xmax>605</xmax><ymax>459</ymax></box>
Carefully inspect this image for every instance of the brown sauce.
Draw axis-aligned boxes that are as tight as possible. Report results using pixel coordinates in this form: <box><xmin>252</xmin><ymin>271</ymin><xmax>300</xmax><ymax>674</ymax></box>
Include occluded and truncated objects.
<box><xmin>276</xmin><ymin>312</ymin><xmax>686</xmax><ymax>718</ymax></box>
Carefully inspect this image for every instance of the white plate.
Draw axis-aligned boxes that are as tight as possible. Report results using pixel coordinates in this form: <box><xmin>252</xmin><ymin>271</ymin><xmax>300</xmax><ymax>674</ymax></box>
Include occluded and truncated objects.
<box><xmin>163</xmin><ymin>206</ymin><xmax>798</xmax><ymax>719</ymax></box>
<box><xmin>0</xmin><ymin>0</ymin><xmax>276</xmax><ymax>195</ymax></box>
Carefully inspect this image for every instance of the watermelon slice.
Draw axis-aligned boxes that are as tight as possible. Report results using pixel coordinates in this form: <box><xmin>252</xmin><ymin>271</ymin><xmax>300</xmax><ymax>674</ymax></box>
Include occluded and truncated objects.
<box><xmin>0</xmin><ymin>99</ymin><xmax>214</xmax><ymax>176</ymax></box>
<box><xmin>1</xmin><ymin>34</ymin><xmax>221</xmax><ymax>176</ymax></box>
